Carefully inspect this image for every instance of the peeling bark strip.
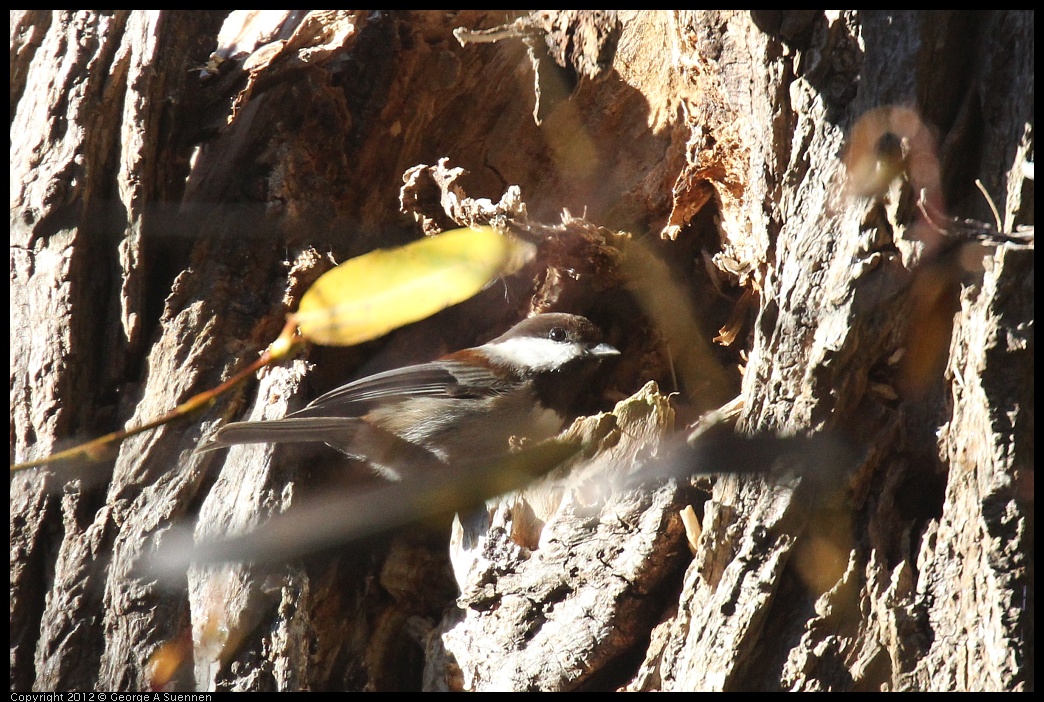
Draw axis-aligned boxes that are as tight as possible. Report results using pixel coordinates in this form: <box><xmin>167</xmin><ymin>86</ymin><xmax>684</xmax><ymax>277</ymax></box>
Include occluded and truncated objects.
<box><xmin>11</xmin><ymin>11</ymin><xmax>1032</xmax><ymax>692</ymax></box>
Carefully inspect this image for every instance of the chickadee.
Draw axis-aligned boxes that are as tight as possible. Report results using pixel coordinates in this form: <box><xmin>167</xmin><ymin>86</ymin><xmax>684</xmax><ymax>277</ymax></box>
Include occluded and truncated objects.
<box><xmin>204</xmin><ymin>313</ymin><xmax>619</xmax><ymax>480</ymax></box>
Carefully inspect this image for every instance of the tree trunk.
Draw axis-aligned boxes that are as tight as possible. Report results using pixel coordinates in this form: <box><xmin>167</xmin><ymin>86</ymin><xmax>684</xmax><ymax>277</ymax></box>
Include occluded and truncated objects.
<box><xmin>10</xmin><ymin>10</ymin><xmax>1032</xmax><ymax>692</ymax></box>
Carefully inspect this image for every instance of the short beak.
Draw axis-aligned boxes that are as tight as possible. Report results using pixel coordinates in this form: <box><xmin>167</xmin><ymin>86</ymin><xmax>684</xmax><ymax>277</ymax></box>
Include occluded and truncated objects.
<box><xmin>590</xmin><ymin>342</ymin><xmax>620</xmax><ymax>357</ymax></box>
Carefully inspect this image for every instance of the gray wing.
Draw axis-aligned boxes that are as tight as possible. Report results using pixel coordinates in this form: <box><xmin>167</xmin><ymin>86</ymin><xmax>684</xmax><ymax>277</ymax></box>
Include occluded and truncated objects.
<box><xmin>288</xmin><ymin>360</ymin><xmax>507</xmax><ymax>419</ymax></box>
<box><xmin>201</xmin><ymin>360</ymin><xmax>508</xmax><ymax>464</ymax></box>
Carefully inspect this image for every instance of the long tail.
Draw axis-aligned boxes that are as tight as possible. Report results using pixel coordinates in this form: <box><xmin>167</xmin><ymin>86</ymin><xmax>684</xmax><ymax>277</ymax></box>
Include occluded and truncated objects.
<box><xmin>200</xmin><ymin>417</ymin><xmax>355</xmax><ymax>452</ymax></box>
<box><xmin>198</xmin><ymin>417</ymin><xmax>442</xmax><ymax>481</ymax></box>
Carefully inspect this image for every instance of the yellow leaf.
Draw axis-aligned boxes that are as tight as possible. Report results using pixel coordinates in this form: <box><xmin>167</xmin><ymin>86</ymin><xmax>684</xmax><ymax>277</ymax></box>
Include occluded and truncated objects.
<box><xmin>292</xmin><ymin>226</ymin><xmax>534</xmax><ymax>346</ymax></box>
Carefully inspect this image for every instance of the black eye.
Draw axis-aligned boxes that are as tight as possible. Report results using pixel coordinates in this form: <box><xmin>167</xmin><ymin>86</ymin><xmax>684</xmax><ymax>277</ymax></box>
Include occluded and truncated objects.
<box><xmin>548</xmin><ymin>327</ymin><xmax>567</xmax><ymax>342</ymax></box>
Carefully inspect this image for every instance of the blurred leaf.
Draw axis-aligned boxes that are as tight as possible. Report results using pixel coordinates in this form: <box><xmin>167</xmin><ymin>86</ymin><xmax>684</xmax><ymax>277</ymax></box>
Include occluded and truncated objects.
<box><xmin>148</xmin><ymin>438</ymin><xmax>583</xmax><ymax>575</ymax></box>
<box><xmin>293</xmin><ymin>226</ymin><xmax>534</xmax><ymax>346</ymax></box>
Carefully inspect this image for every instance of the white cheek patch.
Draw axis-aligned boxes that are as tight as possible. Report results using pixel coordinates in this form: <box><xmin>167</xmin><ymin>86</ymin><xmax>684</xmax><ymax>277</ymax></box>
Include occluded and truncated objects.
<box><xmin>481</xmin><ymin>337</ymin><xmax>586</xmax><ymax>372</ymax></box>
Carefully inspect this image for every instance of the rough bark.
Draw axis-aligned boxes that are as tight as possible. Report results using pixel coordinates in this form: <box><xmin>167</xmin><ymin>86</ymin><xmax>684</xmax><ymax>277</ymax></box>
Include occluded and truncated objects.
<box><xmin>10</xmin><ymin>10</ymin><xmax>1032</xmax><ymax>692</ymax></box>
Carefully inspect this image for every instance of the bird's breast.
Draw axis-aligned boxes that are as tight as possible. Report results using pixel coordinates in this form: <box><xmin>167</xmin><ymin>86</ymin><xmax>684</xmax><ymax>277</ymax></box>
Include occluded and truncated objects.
<box><xmin>366</xmin><ymin>390</ymin><xmax>565</xmax><ymax>464</ymax></box>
